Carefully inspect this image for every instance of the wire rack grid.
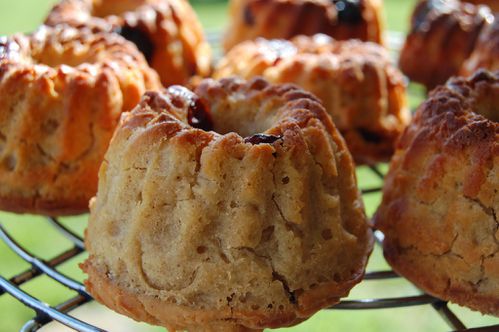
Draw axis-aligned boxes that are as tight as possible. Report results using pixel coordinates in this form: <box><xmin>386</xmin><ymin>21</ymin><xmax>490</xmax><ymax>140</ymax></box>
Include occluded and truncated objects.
<box><xmin>0</xmin><ymin>165</ymin><xmax>498</xmax><ymax>332</ymax></box>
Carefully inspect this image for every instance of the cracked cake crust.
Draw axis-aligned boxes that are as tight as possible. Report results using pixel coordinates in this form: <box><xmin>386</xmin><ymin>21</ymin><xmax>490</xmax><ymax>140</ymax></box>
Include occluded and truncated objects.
<box><xmin>82</xmin><ymin>77</ymin><xmax>373</xmax><ymax>331</ymax></box>
<box><xmin>0</xmin><ymin>25</ymin><xmax>161</xmax><ymax>216</ymax></box>
<box><xmin>374</xmin><ymin>70</ymin><xmax>499</xmax><ymax>316</ymax></box>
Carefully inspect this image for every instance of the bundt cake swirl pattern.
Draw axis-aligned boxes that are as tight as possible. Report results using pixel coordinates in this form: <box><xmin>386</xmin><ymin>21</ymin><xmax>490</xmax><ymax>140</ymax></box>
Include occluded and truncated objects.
<box><xmin>45</xmin><ymin>0</ymin><xmax>212</xmax><ymax>86</ymax></box>
<box><xmin>223</xmin><ymin>0</ymin><xmax>385</xmax><ymax>52</ymax></box>
<box><xmin>214</xmin><ymin>34</ymin><xmax>410</xmax><ymax>164</ymax></box>
<box><xmin>82</xmin><ymin>77</ymin><xmax>373</xmax><ymax>331</ymax></box>
<box><xmin>399</xmin><ymin>0</ymin><xmax>494</xmax><ymax>89</ymax></box>
<box><xmin>375</xmin><ymin>70</ymin><xmax>499</xmax><ymax>316</ymax></box>
<box><xmin>0</xmin><ymin>25</ymin><xmax>161</xmax><ymax>215</ymax></box>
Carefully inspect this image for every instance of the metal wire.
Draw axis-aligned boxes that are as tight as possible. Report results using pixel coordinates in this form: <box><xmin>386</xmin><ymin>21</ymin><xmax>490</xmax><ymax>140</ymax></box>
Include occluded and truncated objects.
<box><xmin>46</xmin><ymin>217</ymin><xmax>85</xmax><ymax>250</ymax></box>
<box><xmin>1</xmin><ymin>166</ymin><xmax>498</xmax><ymax>332</ymax></box>
<box><xmin>0</xmin><ymin>278</ymin><xmax>99</xmax><ymax>332</ymax></box>
<box><xmin>0</xmin><ymin>224</ymin><xmax>87</xmax><ymax>295</ymax></box>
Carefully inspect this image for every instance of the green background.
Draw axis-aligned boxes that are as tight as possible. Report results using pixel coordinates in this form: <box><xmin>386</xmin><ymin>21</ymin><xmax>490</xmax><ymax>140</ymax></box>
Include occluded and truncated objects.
<box><xmin>0</xmin><ymin>0</ymin><xmax>497</xmax><ymax>331</ymax></box>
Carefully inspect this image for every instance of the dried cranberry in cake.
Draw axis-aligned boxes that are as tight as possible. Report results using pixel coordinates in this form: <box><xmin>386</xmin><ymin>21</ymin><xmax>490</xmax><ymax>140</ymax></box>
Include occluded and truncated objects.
<box><xmin>243</xmin><ymin>4</ymin><xmax>255</xmax><ymax>26</ymax></box>
<box><xmin>333</xmin><ymin>0</ymin><xmax>364</xmax><ymax>25</ymax></box>
<box><xmin>244</xmin><ymin>133</ymin><xmax>282</xmax><ymax>145</ymax></box>
<box><xmin>167</xmin><ymin>85</ymin><xmax>213</xmax><ymax>131</ymax></box>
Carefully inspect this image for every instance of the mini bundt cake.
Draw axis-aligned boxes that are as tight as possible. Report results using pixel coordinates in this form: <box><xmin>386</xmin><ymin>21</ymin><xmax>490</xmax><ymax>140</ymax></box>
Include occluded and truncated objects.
<box><xmin>82</xmin><ymin>77</ymin><xmax>374</xmax><ymax>331</ymax></box>
<box><xmin>214</xmin><ymin>34</ymin><xmax>410</xmax><ymax>164</ymax></box>
<box><xmin>461</xmin><ymin>18</ymin><xmax>499</xmax><ymax>76</ymax></box>
<box><xmin>45</xmin><ymin>0</ymin><xmax>211</xmax><ymax>86</ymax></box>
<box><xmin>374</xmin><ymin>70</ymin><xmax>499</xmax><ymax>316</ymax></box>
<box><xmin>0</xmin><ymin>25</ymin><xmax>161</xmax><ymax>215</ymax></box>
<box><xmin>223</xmin><ymin>0</ymin><xmax>385</xmax><ymax>52</ymax></box>
<box><xmin>399</xmin><ymin>0</ymin><xmax>494</xmax><ymax>89</ymax></box>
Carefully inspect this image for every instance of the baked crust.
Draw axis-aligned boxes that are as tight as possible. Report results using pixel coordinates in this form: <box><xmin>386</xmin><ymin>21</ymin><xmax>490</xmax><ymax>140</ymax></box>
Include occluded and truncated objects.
<box><xmin>399</xmin><ymin>0</ymin><xmax>494</xmax><ymax>89</ymax></box>
<box><xmin>222</xmin><ymin>0</ymin><xmax>384</xmax><ymax>52</ymax></box>
<box><xmin>462</xmin><ymin>18</ymin><xmax>499</xmax><ymax>76</ymax></box>
<box><xmin>83</xmin><ymin>77</ymin><xmax>373</xmax><ymax>330</ymax></box>
<box><xmin>375</xmin><ymin>70</ymin><xmax>499</xmax><ymax>316</ymax></box>
<box><xmin>0</xmin><ymin>25</ymin><xmax>161</xmax><ymax>216</ymax></box>
<box><xmin>45</xmin><ymin>0</ymin><xmax>211</xmax><ymax>86</ymax></box>
<box><xmin>214</xmin><ymin>34</ymin><xmax>410</xmax><ymax>164</ymax></box>
<box><xmin>0</xmin><ymin>196</ymin><xmax>88</xmax><ymax>217</ymax></box>
<box><xmin>82</xmin><ymin>255</ymin><xmax>369</xmax><ymax>331</ymax></box>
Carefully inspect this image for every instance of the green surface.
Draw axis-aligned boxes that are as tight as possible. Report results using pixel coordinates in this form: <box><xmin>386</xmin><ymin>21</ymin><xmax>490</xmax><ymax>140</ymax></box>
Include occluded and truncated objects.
<box><xmin>0</xmin><ymin>0</ymin><xmax>498</xmax><ymax>331</ymax></box>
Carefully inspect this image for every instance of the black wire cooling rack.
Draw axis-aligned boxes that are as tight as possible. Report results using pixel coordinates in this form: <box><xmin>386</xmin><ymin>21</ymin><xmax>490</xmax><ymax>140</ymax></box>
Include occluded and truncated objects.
<box><xmin>1</xmin><ymin>165</ymin><xmax>498</xmax><ymax>332</ymax></box>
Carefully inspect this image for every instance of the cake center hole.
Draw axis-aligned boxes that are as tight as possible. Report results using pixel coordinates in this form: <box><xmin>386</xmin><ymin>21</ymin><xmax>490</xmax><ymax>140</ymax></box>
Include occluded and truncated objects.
<box><xmin>167</xmin><ymin>85</ymin><xmax>282</xmax><ymax>144</ymax></box>
<box><xmin>208</xmin><ymin>93</ymin><xmax>282</xmax><ymax>143</ymax></box>
<box><xmin>116</xmin><ymin>25</ymin><xmax>155</xmax><ymax>63</ymax></box>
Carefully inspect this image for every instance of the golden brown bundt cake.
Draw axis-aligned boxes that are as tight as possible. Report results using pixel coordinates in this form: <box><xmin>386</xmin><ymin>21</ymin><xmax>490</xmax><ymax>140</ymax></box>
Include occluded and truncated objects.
<box><xmin>0</xmin><ymin>25</ymin><xmax>161</xmax><ymax>216</ymax></box>
<box><xmin>462</xmin><ymin>18</ymin><xmax>499</xmax><ymax>76</ymax></box>
<box><xmin>82</xmin><ymin>77</ymin><xmax>374</xmax><ymax>331</ymax></box>
<box><xmin>399</xmin><ymin>0</ymin><xmax>494</xmax><ymax>90</ymax></box>
<box><xmin>465</xmin><ymin>0</ymin><xmax>499</xmax><ymax>12</ymax></box>
<box><xmin>223</xmin><ymin>0</ymin><xmax>385</xmax><ymax>52</ymax></box>
<box><xmin>214</xmin><ymin>34</ymin><xmax>410</xmax><ymax>165</ymax></box>
<box><xmin>374</xmin><ymin>70</ymin><xmax>499</xmax><ymax>316</ymax></box>
<box><xmin>45</xmin><ymin>0</ymin><xmax>211</xmax><ymax>86</ymax></box>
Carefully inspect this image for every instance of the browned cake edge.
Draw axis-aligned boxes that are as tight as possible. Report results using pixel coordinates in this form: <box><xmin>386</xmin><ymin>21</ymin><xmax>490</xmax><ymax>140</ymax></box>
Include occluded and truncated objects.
<box><xmin>82</xmin><ymin>236</ymin><xmax>372</xmax><ymax>332</ymax></box>
<box><xmin>0</xmin><ymin>195</ymin><xmax>89</xmax><ymax>216</ymax></box>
